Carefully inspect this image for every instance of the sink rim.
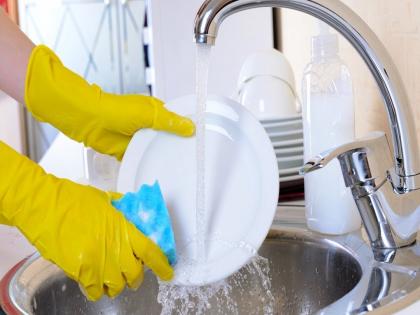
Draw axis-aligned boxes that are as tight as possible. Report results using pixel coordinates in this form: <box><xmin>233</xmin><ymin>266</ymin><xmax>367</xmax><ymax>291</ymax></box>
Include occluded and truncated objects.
<box><xmin>272</xmin><ymin>207</ymin><xmax>420</xmax><ymax>315</ymax></box>
<box><xmin>0</xmin><ymin>257</ymin><xmax>28</xmax><ymax>315</ymax></box>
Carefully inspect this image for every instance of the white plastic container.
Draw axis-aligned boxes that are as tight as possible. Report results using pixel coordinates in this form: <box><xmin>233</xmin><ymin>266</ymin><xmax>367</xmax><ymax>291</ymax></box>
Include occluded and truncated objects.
<box><xmin>84</xmin><ymin>148</ymin><xmax>120</xmax><ymax>191</ymax></box>
<box><xmin>302</xmin><ymin>22</ymin><xmax>361</xmax><ymax>235</ymax></box>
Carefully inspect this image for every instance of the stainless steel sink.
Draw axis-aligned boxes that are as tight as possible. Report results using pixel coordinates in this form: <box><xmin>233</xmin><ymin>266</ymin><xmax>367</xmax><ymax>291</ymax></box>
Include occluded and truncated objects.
<box><xmin>2</xmin><ymin>206</ymin><xmax>420</xmax><ymax>314</ymax></box>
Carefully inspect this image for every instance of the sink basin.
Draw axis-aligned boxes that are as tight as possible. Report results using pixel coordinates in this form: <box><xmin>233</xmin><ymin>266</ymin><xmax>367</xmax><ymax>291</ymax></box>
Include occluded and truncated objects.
<box><xmin>2</xmin><ymin>206</ymin><xmax>420</xmax><ymax>314</ymax></box>
<box><xmin>0</xmin><ymin>221</ymin><xmax>361</xmax><ymax>314</ymax></box>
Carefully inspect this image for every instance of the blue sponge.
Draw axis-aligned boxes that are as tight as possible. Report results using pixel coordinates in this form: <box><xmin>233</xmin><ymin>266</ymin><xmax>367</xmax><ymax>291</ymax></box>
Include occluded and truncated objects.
<box><xmin>111</xmin><ymin>181</ymin><xmax>177</xmax><ymax>265</ymax></box>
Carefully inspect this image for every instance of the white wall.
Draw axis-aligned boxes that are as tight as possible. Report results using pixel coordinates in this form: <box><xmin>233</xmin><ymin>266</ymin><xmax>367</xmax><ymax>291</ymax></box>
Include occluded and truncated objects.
<box><xmin>0</xmin><ymin>91</ymin><xmax>25</xmax><ymax>153</ymax></box>
<box><xmin>281</xmin><ymin>1</ymin><xmax>420</xmax><ymax>146</ymax></box>
<box><xmin>148</xmin><ymin>0</ymin><xmax>274</xmax><ymax>101</ymax></box>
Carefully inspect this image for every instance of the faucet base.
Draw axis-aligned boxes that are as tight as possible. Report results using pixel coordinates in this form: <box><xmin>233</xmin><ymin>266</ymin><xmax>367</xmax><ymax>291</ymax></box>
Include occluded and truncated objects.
<box><xmin>354</xmin><ymin>189</ymin><xmax>418</xmax><ymax>255</ymax></box>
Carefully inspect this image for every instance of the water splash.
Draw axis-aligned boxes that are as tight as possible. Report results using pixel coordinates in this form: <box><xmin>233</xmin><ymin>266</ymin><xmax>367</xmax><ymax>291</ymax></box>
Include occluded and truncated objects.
<box><xmin>157</xmin><ymin>255</ymin><xmax>274</xmax><ymax>315</ymax></box>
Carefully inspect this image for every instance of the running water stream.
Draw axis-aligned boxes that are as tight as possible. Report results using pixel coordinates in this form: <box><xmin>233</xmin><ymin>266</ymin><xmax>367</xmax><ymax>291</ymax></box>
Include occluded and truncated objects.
<box><xmin>156</xmin><ymin>44</ymin><xmax>274</xmax><ymax>315</ymax></box>
<box><xmin>195</xmin><ymin>44</ymin><xmax>212</xmax><ymax>262</ymax></box>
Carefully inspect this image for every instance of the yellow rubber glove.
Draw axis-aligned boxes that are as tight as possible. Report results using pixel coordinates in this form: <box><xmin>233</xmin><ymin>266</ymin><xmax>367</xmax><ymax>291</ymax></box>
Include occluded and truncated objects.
<box><xmin>24</xmin><ymin>45</ymin><xmax>195</xmax><ymax>160</ymax></box>
<box><xmin>0</xmin><ymin>141</ymin><xmax>173</xmax><ymax>301</ymax></box>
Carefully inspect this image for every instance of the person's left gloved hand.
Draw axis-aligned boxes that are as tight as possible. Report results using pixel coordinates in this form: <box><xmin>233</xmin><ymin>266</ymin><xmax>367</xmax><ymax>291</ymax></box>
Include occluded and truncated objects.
<box><xmin>24</xmin><ymin>45</ymin><xmax>195</xmax><ymax>160</ymax></box>
<box><xmin>0</xmin><ymin>141</ymin><xmax>173</xmax><ymax>301</ymax></box>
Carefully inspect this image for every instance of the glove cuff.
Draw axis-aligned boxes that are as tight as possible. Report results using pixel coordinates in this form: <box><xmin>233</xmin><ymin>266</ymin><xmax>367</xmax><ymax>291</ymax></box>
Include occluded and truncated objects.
<box><xmin>24</xmin><ymin>45</ymin><xmax>101</xmax><ymax>144</ymax></box>
<box><xmin>24</xmin><ymin>45</ymin><xmax>59</xmax><ymax>118</ymax></box>
<box><xmin>0</xmin><ymin>141</ymin><xmax>44</xmax><ymax>226</ymax></box>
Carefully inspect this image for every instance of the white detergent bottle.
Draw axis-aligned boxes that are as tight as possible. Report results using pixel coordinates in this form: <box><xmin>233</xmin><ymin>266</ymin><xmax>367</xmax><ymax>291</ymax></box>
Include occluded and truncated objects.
<box><xmin>302</xmin><ymin>21</ymin><xmax>361</xmax><ymax>234</ymax></box>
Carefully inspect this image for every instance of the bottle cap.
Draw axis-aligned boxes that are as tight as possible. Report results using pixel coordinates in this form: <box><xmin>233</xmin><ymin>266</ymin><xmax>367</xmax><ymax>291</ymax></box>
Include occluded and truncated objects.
<box><xmin>311</xmin><ymin>21</ymin><xmax>338</xmax><ymax>59</ymax></box>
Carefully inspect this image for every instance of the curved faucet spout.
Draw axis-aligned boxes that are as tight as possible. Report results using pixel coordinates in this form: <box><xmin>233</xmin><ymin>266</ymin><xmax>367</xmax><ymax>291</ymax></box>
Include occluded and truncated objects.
<box><xmin>194</xmin><ymin>0</ymin><xmax>420</xmax><ymax>193</ymax></box>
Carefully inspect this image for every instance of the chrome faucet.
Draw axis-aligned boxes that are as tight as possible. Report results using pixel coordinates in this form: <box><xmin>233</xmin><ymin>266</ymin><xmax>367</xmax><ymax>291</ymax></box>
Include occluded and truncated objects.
<box><xmin>194</xmin><ymin>0</ymin><xmax>420</xmax><ymax>255</ymax></box>
<box><xmin>301</xmin><ymin>132</ymin><xmax>420</xmax><ymax>253</ymax></box>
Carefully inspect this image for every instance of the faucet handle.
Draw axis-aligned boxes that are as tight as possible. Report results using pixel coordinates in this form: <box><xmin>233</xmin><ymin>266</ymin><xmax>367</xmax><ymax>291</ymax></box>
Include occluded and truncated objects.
<box><xmin>300</xmin><ymin>131</ymin><xmax>393</xmax><ymax>189</ymax></box>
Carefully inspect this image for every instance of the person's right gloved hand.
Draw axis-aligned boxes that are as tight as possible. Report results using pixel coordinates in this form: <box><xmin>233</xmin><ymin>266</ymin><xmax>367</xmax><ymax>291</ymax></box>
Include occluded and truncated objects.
<box><xmin>0</xmin><ymin>141</ymin><xmax>173</xmax><ymax>301</ymax></box>
<box><xmin>24</xmin><ymin>45</ymin><xmax>195</xmax><ymax>161</ymax></box>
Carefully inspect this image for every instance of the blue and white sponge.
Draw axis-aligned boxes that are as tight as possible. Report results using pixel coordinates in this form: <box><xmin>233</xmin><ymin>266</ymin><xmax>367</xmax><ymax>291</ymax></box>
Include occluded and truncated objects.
<box><xmin>112</xmin><ymin>181</ymin><xmax>177</xmax><ymax>266</ymax></box>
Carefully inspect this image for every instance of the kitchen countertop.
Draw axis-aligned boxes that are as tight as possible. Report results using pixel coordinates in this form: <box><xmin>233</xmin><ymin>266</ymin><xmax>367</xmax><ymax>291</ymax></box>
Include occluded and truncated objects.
<box><xmin>0</xmin><ymin>226</ymin><xmax>35</xmax><ymax>280</ymax></box>
<box><xmin>0</xmin><ymin>226</ymin><xmax>34</xmax><ymax>315</ymax></box>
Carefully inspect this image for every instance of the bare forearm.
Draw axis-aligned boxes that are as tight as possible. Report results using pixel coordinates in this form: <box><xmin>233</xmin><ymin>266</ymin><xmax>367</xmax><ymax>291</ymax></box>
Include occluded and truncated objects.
<box><xmin>0</xmin><ymin>7</ymin><xmax>35</xmax><ymax>104</ymax></box>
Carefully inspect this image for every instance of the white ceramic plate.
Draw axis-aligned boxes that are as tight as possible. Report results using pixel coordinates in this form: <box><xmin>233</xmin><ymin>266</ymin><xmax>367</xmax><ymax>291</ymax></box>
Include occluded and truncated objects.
<box><xmin>259</xmin><ymin>114</ymin><xmax>302</xmax><ymax>124</ymax></box>
<box><xmin>279</xmin><ymin>166</ymin><xmax>301</xmax><ymax>176</ymax></box>
<box><xmin>277</xmin><ymin>155</ymin><xmax>304</xmax><ymax>170</ymax></box>
<box><xmin>268</xmin><ymin>129</ymin><xmax>303</xmax><ymax>143</ymax></box>
<box><xmin>278</xmin><ymin>160</ymin><xmax>303</xmax><ymax>170</ymax></box>
<box><xmin>277</xmin><ymin>155</ymin><xmax>303</xmax><ymax>162</ymax></box>
<box><xmin>274</xmin><ymin>147</ymin><xmax>304</xmax><ymax>156</ymax></box>
<box><xmin>279</xmin><ymin>174</ymin><xmax>303</xmax><ymax>182</ymax></box>
<box><xmin>272</xmin><ymin>138</ymin><xmax>304</xmax><ymax>147</ymax></box>
<box><xmin>117</xmin><ymin>95</ymin><xmax>279</xmax><ymax>286</ymax></box>
<box><xmin>262</xmin><ymin>120</ymin><xmax>303</xmax><ymax>133</ymax></box>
